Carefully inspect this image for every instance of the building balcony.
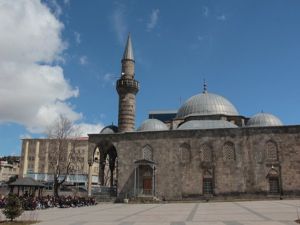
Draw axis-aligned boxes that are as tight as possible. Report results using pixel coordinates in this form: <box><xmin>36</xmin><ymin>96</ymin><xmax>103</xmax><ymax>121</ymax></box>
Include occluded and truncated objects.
<box><xmin>116</xmin><ymin>79</ymin><xmax>139</xmax><ymax>94</ymax></box>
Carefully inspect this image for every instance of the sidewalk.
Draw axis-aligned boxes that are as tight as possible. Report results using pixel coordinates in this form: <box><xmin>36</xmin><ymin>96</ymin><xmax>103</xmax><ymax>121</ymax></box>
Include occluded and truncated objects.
<box><xmin>2</xmin><ymin>199</ymin><xmax>300</xmax><ymax>225</ymax></box>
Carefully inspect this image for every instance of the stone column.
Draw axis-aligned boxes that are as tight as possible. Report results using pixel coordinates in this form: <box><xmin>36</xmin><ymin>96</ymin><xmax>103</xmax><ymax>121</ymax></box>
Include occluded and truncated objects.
<box><xmin>134</xmin><ymin>165</ymin><xmax>137</xmax><ymax>197</ymax></box>
<box><xmin>109</xmin><ymin>159</ymin><xmax>115</xmax><ymax>187</ymax></box>
<box><xmin>87</xmin><ymin>162</ymin><xmax>93</xmax><ymax>197</ymax></box>
<box><xmin>100</xmin><ymin>163</ymin><xmax>105</xmax><ymax>185</ymax></box>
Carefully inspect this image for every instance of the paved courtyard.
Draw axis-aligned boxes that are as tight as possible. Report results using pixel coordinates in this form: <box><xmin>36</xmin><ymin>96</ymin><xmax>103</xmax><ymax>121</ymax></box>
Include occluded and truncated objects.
<box><xmin>9</xmin><ymin>200</ymin><xmax>300</xmax><ymax>225</ymax></box>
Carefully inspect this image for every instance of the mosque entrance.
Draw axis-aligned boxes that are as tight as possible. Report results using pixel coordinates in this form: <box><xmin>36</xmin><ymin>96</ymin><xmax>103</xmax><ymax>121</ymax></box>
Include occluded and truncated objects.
<box><xmin>269</xmin><ymin>177</ymin><xmax>280</xmax><ymax>194</ymax></box>
<box><xmin>203</xmin><ymin>169</ymin><xmax>214</xmax><ymax>195</ymax></box>
<box><xmin>134</xmin><ymin>159</ymin><xmax>156</xmax><ymax>197</ymax></box>
<box><xmin>143</xmin><ymin>177</ymin><xmax>152</xmax><ymax>195</ymax></box>
<box><xmin>267</xmin><ymin>167</ymin><xmax>280</xmax><ymax>195</ymax></box>
<box><xmin>203</xmin><ymin>178</ymin><xmax>213</xmax><ymax>195</ymax></box>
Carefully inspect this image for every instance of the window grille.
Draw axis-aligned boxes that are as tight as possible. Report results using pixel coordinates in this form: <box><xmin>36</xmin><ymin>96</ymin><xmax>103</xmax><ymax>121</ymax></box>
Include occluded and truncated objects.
<box><xmin>203</xmin><ymin>178</ymin><xmax>213</xmax><ymax>194</ymax></box>
<box><xmin>266</xmin><ymin>141</ymin><xmax>278</xmax><ymax>161</ymax></box>
<box><xmin>223</xmin><ymin>142</ymin><xmax>235</xmax><ymax>161</ymax></box>
<box><xmin>142</xmin><ymin>145</ymin><xmax>153</xmax><ymax>161</ymax></box>
<box><xmin>201</xmin><ymin>144</ymin><xmax>212</xmax><ymax>162</ymax></box>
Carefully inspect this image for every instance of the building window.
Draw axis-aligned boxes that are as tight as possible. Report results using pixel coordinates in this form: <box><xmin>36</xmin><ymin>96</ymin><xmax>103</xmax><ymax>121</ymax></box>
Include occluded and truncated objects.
<box><xmin>223</xmin><ymin>142</ymin><xmax>235</xmax><ymax>161</ymax></box>
<box><xmin>266</xmin><ymin>141</ymin><xmax>278</xmax><ymax>161</ymax></box>
<box><xmin>201</xmin><ymin>144</ymin><xmax>212</xmax><ymax>162</ymax></box>
<box><xmin>179</xmin><ymin>143</ymin><xmax>191</xmax><ymax>163</ymax></box>
<box><xmin>142</xmin><ymin>145</ymin><xmax>153</xmax><ymax>161</ymax></box>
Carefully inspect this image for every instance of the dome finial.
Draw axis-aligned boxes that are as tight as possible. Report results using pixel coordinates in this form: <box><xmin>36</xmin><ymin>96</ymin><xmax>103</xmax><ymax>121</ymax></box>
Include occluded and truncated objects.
<box><xmin>203</xmin><ymin>79</ymin><xmax>208</xmax><ymax>93</ymax></box>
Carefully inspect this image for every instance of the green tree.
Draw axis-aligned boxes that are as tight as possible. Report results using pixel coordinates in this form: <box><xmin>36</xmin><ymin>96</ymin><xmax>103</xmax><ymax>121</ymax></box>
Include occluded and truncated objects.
<box><xmin>2</xmin><ymin>194</ymin><xmax>23</xmax><ymax>222</ymax></box>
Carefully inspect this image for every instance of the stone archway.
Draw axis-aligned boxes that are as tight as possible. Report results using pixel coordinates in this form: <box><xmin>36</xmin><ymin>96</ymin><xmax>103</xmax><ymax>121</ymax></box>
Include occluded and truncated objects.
<box><xmin>95</xmin><ymin>140</ymin><xmax>118</xmax><ymax>188</ymax></box>
<box><xmin>87</xmin><ymin>140</ymin><xmax>118</xmax><ymax>196</ymax></box>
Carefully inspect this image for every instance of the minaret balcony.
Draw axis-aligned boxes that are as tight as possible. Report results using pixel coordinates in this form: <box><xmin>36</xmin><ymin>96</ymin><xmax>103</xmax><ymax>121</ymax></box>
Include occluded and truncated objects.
<box><xmin>116</xmin><ymin>78</ymin><xmax>139</xmax><ymax>94</ymax></box>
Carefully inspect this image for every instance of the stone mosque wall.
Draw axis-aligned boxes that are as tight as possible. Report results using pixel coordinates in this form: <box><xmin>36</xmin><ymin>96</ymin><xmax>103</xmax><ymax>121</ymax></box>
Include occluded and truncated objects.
<box><xmin>89</xmin><ymin>125</ymin><xmax>300</xmax><ymax>200</ymax></box>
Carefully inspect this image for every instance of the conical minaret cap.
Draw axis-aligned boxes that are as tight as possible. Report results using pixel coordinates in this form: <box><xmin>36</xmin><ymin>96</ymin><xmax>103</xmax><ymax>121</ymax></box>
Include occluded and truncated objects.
<box><xmin>122</xmin><ymin>34</ymin><xmax>134</xmax><ymax>61</ymax></box>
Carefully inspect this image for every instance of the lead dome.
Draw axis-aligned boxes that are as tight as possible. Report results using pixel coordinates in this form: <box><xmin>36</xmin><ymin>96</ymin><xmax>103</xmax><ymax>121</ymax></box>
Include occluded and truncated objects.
<box><xmin>176</xmin><ymin>92</ymin><xmax>239</xmax><ymax>119</ymax></box>
<box><xmin>247</xmin><ymin>113</ymin><xmax>283</xmax><ymax>127</ymax></box>
<box><xmin>137</xmin><ymin>119</ymin><xmax>168</xmax><ymax>132</ymax></box>
<box><xmin>177</xmin><ymin>120</ymin><xmax>238</xmax><ymax>130</ymax></box>
<box><xmin>100</xmin><ymin>125</ymin><xmax>118</xmax><ymax>134</ymax></box>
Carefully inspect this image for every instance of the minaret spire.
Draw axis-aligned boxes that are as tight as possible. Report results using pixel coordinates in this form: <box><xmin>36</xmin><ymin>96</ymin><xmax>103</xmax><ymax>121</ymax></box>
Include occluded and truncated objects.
<box><xmin>122</xmin><ymin>34</ymin><xmax>134</xmax><ymax>61</ymax></box>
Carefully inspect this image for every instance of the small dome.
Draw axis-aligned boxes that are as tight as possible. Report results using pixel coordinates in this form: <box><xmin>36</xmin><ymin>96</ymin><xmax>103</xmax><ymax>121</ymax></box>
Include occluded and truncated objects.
<box><xmin>137</xmin><ymin>119</ymin><xmax>168</xmax><ymax>132</ymax></box>
<box><xmin>247</xmin><ymin>113</ymin><xmax>283</xmax><ymax>127</ymax></box>
<box><xmin>100</xmin><ymin>125</ymin><xmax>118</xmax><ymax>134</ymax></box>
<box><xmin>177</xmin><ymin>92</ymin><xmax>239</xmax><ymax>118</ymax></box>
<box><xmin>177</xmin><ymin>120</ymin><xmax>238</xmax><ymax>130</ymax></box>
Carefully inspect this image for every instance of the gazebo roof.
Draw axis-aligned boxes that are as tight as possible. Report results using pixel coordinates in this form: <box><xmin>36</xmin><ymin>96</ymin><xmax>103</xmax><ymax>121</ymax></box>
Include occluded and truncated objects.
<box><xmin>9</xmin><ymin>177</ymin><xmax>45</xmax><ymax>187</ymax></box>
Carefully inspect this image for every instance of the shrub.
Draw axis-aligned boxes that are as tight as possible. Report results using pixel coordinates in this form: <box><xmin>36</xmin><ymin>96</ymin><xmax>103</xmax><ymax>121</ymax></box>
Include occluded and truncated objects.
<box><xmin>2</xmin><ymin>194</ymin><xmax>23</xmax><ymax>221</ymax></box>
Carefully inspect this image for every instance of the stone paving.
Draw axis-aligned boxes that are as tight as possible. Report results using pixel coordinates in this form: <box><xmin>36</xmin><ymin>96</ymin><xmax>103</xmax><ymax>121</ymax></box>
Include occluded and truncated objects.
<box><xmin>5</xmin><ymin>200</ymin><xmax>300</xmax><ymax>225</ymax></box>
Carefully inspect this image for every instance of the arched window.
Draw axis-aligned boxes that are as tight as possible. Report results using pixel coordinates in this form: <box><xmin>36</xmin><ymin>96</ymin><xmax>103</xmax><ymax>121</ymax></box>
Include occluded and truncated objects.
<box><xmin>179</xmin><ymin>143</ymin><xmax>191</xmax><ymax>163</ymax></box>
<box><xmin>223</xmin><ymin>142</ymin><xmax>235</xmax><ymax>161</ymax></box>
<box><xmin>266</xmin><ymin>141</ymin><xmax>278</xmax><ymax>161</ymax></box>
<box><xmin>142</xmin><ymin>145</ymin><xmax>153</xmax><ymax>161</ymax></box>
<box><xmin>201</xmin><ymin>144</ymin><xmax>212</xmax><ymax>162</ymax></box>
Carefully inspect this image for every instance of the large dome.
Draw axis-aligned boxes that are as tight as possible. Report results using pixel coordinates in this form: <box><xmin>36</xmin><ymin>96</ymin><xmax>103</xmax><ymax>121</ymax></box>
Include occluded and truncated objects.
<box><xmin>247</xmin><ymin>113</ymin><xmax>283</xmax><ymax>127</ymax></box>
<box><xmin>177</xmin><ymin>120</ymin><xmax>238</xmax><ymax>130</ymax></box>
<box><xmin>137</xmin><ymin>119</ymin><xmax>168</xmax><ymax>132</ymax></box>
<box><xmin>177</xmin><ymin>92</ymin><xmax>239</xmax><ymax>118</ymax></box>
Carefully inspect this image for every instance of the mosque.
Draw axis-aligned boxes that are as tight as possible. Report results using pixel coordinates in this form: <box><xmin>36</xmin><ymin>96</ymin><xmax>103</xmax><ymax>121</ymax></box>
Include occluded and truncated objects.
<box><xmin>87</xmin><ymin>35</ymin><xmax>300</xmax><ymax>200</ymax></box>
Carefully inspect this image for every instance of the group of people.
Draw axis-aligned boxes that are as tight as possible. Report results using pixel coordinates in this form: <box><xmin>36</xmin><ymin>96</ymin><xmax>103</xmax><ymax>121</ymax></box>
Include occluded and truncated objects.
<box><xmin>0</xmin><ymin>194</ymin><xmax>97</xmax><ymax>210</ymax></box>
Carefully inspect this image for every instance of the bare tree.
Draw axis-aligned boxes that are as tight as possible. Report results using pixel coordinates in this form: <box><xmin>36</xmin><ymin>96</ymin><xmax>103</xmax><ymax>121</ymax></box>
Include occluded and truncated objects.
<box><xmin>46</xmin><ymin>115</ymin><xmax>83</xmax><ymax>197</ymax></box>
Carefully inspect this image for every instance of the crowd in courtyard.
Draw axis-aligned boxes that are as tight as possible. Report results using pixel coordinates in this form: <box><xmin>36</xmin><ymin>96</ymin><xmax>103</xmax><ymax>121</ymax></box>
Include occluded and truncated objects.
<box><xmin>0</xmin><ymin>194</ymin><xmax>97</xmax><ymax>210</ymax></box>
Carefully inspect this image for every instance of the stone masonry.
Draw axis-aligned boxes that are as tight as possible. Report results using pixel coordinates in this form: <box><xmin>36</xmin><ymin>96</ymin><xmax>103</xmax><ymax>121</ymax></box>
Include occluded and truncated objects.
<box><xmin>89</xmin><ymin>125</ymin><xmax>300</xmax><ymax>200</ymax></box>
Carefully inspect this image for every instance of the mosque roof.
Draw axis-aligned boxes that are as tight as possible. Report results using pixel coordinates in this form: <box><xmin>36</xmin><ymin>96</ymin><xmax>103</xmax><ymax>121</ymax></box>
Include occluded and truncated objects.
<box><xmin>137</xmin><ymin>119</ymin><xmax>169</xmax><ymax>132</ymax></box>
<box><xmin>246</xmin><ymin>112</ymin><xmax>283</xmax><ymax>127</ymax></box>
<box><xmin>176</xmin><ymin>89</ymin><xmax>239</xmax><ymax>119</ymax></box>
<box><xmin>100</xmin><ymin>125</ymin><xmax>118</xmax><ymax>134</ymax></box>
<box><xmin>177</xmin><ymin>120</ymin><xmax>238</xmax><ymax>130</ymax></box>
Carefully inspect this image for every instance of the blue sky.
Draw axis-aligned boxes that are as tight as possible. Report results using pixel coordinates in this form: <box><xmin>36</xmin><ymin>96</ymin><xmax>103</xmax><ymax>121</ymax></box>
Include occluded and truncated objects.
<box><xmin>1</xmin><ymin>0</ymin><xmax>300</xmax><ymax>156</ymax></box>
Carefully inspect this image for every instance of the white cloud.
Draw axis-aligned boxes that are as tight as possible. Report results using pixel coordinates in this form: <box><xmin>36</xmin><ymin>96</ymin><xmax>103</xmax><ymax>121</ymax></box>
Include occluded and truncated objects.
<box><xmin>202</xmin><ymin>6</ymin><xmax>209</xmax><ymax>17</ymax></box>
<box><xmin>79</xmin><ymin>55</ymin><xmax>88</xmax><ymax>65</ymax></box>
<box><xmin>63</xmin><ymin>0</ymin><xmax>70</xmax><ymax>6</ymax></box>
<box><xmin>103</xmin><ymin>73</ymin><xmax>114</xmax><ymax>81</ymax></box>
<box><xmin>217</xmin><ymin>14</ymin><xmax>227</xmax><ymax>21</ymax></box>
<box><xmin>74</xmin><ymin>31</ymin><xmax>81</xmax><ymax>44</ymax></box>
<box><xmin>111</xmin><ymin>3</ymin><xmax>127</xmax><ymax>44</ymax></box>
<box><xmin>20</xmin><ymin>134</ymin><xmax>32</xmax><ymax>139</ymax></box>
<box><xmin>197</xmin><ymin>35</ymin><xmax>204</xmax><ymax>41</ymax></box>
<box><xmin>102</xmin><ymin>73</ymin><xmax>116</xmax><ymax>86</ymax></box>
<box><xmin>147</xmin><ymin>9</ymin><xmax>160</xmax><ymax>32</ymax></box>
<box><xmin>73</xmin><ymin>123</ymin><xmax>104</xmax><ymax>137</ymax></box>
<box><xmin>45</xmin><ymin>0</ymin><xmax>62</xmax><ymax>17</ymax></box>
<box><xmin>0</xmin><ymin>0</ymin><xmax>81</xmax><ymax>133</ymax></box>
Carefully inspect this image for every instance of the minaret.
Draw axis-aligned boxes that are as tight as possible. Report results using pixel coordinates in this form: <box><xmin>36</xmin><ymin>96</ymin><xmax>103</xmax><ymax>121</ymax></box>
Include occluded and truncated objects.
<box><xmin>116</xmin><ymin>34</ymin><xmax>139</xmax><ymax>132</ymax></box>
